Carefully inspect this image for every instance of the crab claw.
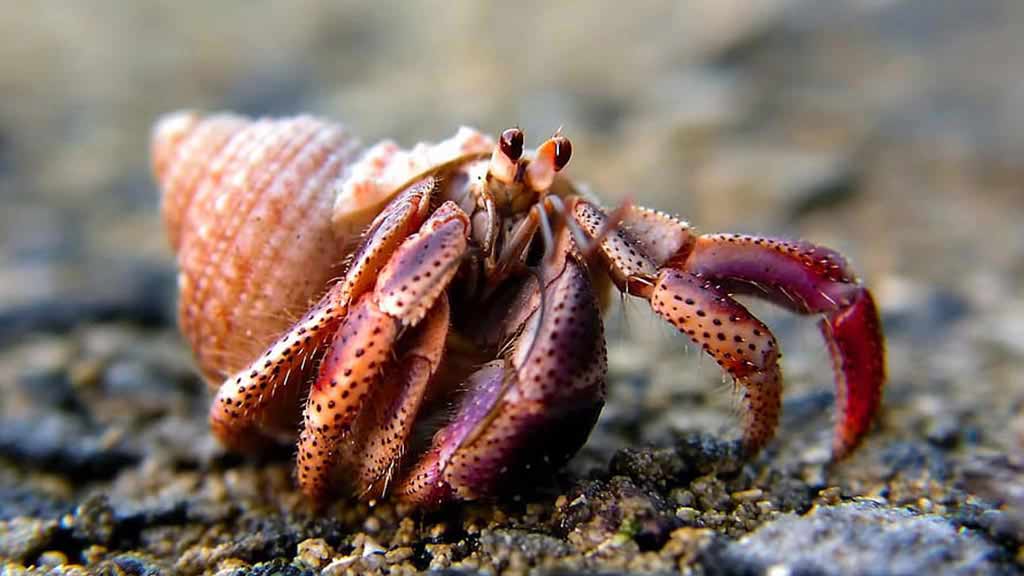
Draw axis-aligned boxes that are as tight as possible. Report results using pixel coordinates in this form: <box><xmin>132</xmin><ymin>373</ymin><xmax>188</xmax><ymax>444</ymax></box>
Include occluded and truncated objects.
<box><xmin>820</xmin><ymin>289</ymin><xmax>885</xmax><ymax>457</ymax></box>
<box><xmin>572</xmin><ymin>199</ymin><xmax>885</xmax><ymax>459</ymax></box>
<box><xmin>686</xmin><ymin>235</ymin><xmax>886</xmax><ymax>457</ymax></box>
<box><xmin>397</xmin><ymin>235</ymin><xmax>606</xmax><ymax>506</ymax></box>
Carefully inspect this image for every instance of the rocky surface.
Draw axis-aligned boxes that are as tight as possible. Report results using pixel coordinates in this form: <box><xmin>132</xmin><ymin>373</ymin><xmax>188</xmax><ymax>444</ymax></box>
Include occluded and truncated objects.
<box><xmin>2</xmin><ymin>1</ymin><xmax>1023</xmax><ymax>574</ymax></box>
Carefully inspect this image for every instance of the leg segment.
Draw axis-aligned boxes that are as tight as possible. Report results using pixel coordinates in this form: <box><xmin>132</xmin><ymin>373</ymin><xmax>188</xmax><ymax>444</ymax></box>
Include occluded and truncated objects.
<box><xmin>685</xmin><ymin>235</ymin><xmax>885</xmax><ymax>457</ymax></box>
<box><xmin>650</xmin><ymin>270</ymin><xmax>781</xmax><ymax>452</ymax></box>
<box><xmin>208</xmin><ymin>288</ymin><xmax>344</xmax><ymax>452</ymax></box>
<box><xmin>348</xmin><ymin>295</ymin><xmax>450</xmax><ymax>500</ymax></box>
<box><xmin>298</xmin><ymin>200</ymin><xmax>471</xmax><ymax>502</ymax></box>
<box><xmin>298</xmin><ymin>294</ymin><xmax>399</xmax><ymax>501</ymax></box>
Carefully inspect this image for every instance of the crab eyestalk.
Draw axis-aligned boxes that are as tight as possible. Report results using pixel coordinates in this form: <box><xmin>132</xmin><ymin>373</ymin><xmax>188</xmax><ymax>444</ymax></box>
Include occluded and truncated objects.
<box><xmin>488</xmin><ymin>127</ymin><xmax>523</xmax><ymax>184</ymax></box>
<box><xmin>486</xmin><ymin>129</ymin><xmax>574</xmax><ymax>214</ymax></box>
<box><xmin>526</xmin><ymin>133</ymin><xmax>572</xmax><ymax>191</ymax></box>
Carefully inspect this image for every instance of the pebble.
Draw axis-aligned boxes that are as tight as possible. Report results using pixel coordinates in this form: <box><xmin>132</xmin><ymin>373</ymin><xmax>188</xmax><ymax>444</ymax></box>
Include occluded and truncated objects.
<box><xmin>295</xmin><ymin>538</ymin><xmax>333</xmax><ymax>570</ymax></box>
<box><xmin>362</xmin><ymin>536</ymin><xmax>385</xmax><ymax>558</ymax></box>
<box><xmin>385</xmin><ymin>546</ymin><xmax>413</xmax><ymax>564</ymax></box>
<box><xmin>731</xmin><ymin>488</ymin><xmax>763</xmax><ymax>502</ymax></box>
<box><xmin>362</xmin><ymin>515</ymin><xmax>381</xmax><ymax>534</ymax></box>
<box><xmin>0</xmin><ymin>517</ymin><xmax>58</xmax><ymax>562</ymax></box>
<box><xmin>816</xmin><ymin>487</ymin><xmax>842</xmax><ymax>506</ymax></box>
<box><xmin>676</xmin><ymin>507</ymin><xmax>700</xmax><ymax>523</ymax></box>
<box><xmin>36</xmin><ymin>550</ymin><xmax>68</xmax><ymax>568</ymax></box>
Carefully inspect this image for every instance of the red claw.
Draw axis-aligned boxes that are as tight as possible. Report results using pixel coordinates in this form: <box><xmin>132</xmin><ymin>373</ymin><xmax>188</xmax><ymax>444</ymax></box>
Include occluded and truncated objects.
<box><xmin>574</xmin><ymin>203</ymin><xmax>885</xmax><ymax>459</ymax></box>
<box><xmin>686</xmin><ymin>234</ymin><xmax>886</xmax><ymax>457</ymax></box>
<box><xmin>821</xmin><ymin>289</ymin><xmax>885</xmax><ymax>457</ymax></box>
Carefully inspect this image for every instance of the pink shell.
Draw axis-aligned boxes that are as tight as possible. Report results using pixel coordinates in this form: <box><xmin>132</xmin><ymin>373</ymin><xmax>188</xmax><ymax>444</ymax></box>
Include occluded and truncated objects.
<box><xmin>152</xmin><ymin>112</ymin><xmax>361</xmax><ymax>386</ymax></box>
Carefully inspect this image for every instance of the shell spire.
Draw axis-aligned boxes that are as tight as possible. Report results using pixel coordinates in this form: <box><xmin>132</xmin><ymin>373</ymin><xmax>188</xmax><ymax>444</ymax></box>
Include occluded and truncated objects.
<box><xmin>151</xmin><ymin>111</ymin><xmax>362</xmax><ymax>387</ymax></box>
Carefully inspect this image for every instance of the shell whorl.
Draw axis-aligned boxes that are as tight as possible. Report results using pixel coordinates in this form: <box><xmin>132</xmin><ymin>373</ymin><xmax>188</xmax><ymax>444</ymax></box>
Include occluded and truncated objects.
<box><xmin>152</xmin><ymin>111</ymin><xmax>361</xmax><ymax>387</ymax></box>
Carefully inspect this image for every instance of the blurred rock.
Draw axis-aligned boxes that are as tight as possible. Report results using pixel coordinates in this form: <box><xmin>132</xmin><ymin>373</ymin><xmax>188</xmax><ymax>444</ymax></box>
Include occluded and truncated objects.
<box><xmin>0</xmin><ymin>413</ymin><xmax>139</xmax><ymax>481</ymax></box>
<box><xmin>0</xmin><ymin>261</ymin><xmax>176</xmax><ymax>345</ymax></box>
<box><xmin>724</xmin><ymin>502</ymin><xmax>1003</xmax><ymax>576</ymax></box>
<box><xmin>0</xmin><ymin>517</ymin><xmax>59</xmax><ymax>563</ymax></box>
<box><xmin>693</xmin><ymin>139</ymin><xmax>861</xmax><ymax>229</ymax></box>
<box><xmin>877</xmin><ymin>274</ymin><xmax>970</xmax><ymax>344</ymax></box>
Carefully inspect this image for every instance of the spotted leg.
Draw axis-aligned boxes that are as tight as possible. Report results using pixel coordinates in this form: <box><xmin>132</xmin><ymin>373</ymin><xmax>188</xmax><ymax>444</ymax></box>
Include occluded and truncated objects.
<box><xmin>208</xmin><ymin>178</ymin><xmax>436</xmax><ymax>453</ymax></box>
<box><xmin>397</xmin><ymin>232</ymin><xmax>607</xmax><ymax>507</ymax></box>
<box><xmin>650</xmin><ymin>270</ymin><xmax>783</xmax><ymax>452</ymax></box>
<box><xmin>342</xmin><ymin>294</ymin><xmax>449</xmax><ymax>501</ymax></box>
<box><xmin>572</xmin><ymin>199</ymin><xmax>884</xmax><ymax>457</ymax></box>
<box><xmin>297</xmin><ymin>200</ymin><xmax>471</xmax><ymax>502</ymax></box>
<box><xmin>685</xmin><ymin>234</ymin><xmax>885</xmax><ymax>457</ymax></box>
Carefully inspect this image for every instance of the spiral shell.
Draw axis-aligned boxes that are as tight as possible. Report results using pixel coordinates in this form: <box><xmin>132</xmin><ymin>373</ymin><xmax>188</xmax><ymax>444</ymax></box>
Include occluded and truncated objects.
<box><xmin>151</xmin><ymin>112</ymin><xmax>361</xmax><ymax>387</ymax></box>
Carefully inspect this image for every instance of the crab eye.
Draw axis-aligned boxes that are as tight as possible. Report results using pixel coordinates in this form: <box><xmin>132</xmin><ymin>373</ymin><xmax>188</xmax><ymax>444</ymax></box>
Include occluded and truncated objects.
<box><xmin>499</xmin><ymin>128</ymin><xmax>524</xmax><ymax>162</ymax></box>
<box><xmin>552</xmin><ymin>136</ymin><xmax>572</xmax><ymax>171</ymax></box>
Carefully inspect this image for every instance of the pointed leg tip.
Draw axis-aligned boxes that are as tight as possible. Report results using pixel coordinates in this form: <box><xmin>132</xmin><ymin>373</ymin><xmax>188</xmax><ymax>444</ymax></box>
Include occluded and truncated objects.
<box><xmin>831</xmin><ymin>438</ymin><xmax>853</xmax><ymax>461</ymax></box>
<box><xmin>741</xmin><ymin>438</ymin><xmax>767</xmax><ymax>459</ymax></box>
<box><xmin>741</xmin><ymin>421</ymin><xmax>779</xmax><ymax>458</ymax></box>
<box><xmin>209</xmin><ymin>406</ymin><xmax>270</xmax><ymax>455</ymax></box>
<box><xmin>821</xmin><ymin>287</ymin><xmax>885</xmax><ymax>460</ymax></box>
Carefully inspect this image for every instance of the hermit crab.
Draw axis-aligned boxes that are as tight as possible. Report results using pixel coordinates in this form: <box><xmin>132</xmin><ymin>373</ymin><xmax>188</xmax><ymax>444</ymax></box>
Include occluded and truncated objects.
<box><xmin>151</xmin><ymin>112</ymin><xmax>885</xmax><ymax>507</ymax></box>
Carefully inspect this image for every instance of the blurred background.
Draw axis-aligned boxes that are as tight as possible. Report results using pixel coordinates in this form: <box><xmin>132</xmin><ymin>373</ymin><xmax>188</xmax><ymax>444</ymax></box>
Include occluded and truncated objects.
<box><xmin>1</xmin><ymin>1</ymin><xmax>1023</xmax><ymax>573</ymax></box>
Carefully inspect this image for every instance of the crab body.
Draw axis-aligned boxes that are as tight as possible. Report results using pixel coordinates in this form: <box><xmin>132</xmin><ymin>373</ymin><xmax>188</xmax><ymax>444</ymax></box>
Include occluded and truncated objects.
<box><xmin>152</xmin><ymin>112</ymin><xmax>885</xmax><ymax>507</ymax></box>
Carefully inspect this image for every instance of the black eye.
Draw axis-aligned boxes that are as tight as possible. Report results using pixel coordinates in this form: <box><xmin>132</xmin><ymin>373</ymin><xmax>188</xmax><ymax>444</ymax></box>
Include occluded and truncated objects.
<box><xmin>500</xmin><ymin>128</ymin><xmax>524</xmax><ymax>161</ymax></box>
<box><xmin>553</xmin><ymin>136</ymin><xmax>572</xmax><ymax>171</ymax></box>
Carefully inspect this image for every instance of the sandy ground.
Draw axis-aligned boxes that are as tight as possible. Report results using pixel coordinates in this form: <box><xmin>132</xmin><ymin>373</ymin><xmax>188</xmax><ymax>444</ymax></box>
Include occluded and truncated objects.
<box><xmin>1</xmin><ymin>1</ymin><xmax>1023</xmax><ymax>574</ymax></box>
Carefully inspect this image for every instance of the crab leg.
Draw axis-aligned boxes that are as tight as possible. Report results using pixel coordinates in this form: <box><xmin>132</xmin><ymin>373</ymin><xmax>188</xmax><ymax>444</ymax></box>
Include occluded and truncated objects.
<box><xmin>208</xmin><ymin>289</ymin><xmax>345</xmax><ymax>452</ymax></box>
<box><xmin>685</xmin><ymin>235</ymin><xmax>885</xmax><ymax>457</ymax></box>
<box><xmin>298</xmin><ymin>201</ymin><xmax>470</xmax><ymax>502</ymax></box>
<box><xmin>347</xmin><ymin>295</ymin><xmax>449</xmax><ymax>500</ymax></box>
<box><xmin>571</xmin><ymin>199</ymin><xmax>884</xmax><ymax>457</ymax></box>
<box><xmin>398</xmin><ymin>232</ymin><xmax>607</xmax><ymax>507</ymax></box>
<box><xmin>208</xmin><ymin>179</ymin><xmax>435</xmax><ymax>453</ymax></box>
<box><xmin>650</xmin><ymin>270</ymin><xmax>783</xmax><ymax>452</ymax></box>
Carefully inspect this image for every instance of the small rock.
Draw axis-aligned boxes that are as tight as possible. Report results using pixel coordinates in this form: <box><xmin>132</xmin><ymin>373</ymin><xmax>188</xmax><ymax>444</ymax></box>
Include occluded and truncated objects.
<box><xmin>107</xmin><ymin>553</ymin><xmax>167</xmax><ymax>576</ymax></box>
<box><xmin>723</xmin><ymin>502</ymin><xmax>1001</xmax><ymax>575</ymax></box>
<box><xmin>362</xmin><ymin>535</ymin><xmax>385</xmax><ymax>557</ymax></box>
<box><xmin>71</xmin><ymin>494</ymin><xmax>116</xmax><ymax>545</ymax></box>
<box><xmin>610</xmin><ymin>446</ymin><xmax>687</xmax><ymax>491</ymax></box>
<box><xmin>384</xmin><ymin>546</ymin><xmax>413</xmax><ymax>564</ymax></box>
<box><xmin>731</xmin><ymin>488</ymin><xmax>763</xmax><ymax>503</ymax></box>
<box><xmin>295</xmin><ymin>538</ymin><xmax>333</xmax><ymax>571</ymax></box>
<box><xmin>676</xmin><ymin>507</ymin><xmax>700</xmax><ymax>524</ymax></box>
<box><xmin>480</xmin><ymin>528</ymin><xmax>572</xmax><ymax>563</ymax></box>
<box><xmin>815</xmin><ymin>486</ymin><xmax>843</xmax><ymax>506</ymax></box>
<box><xmin>321</xmin><ymin>556</ymin><xmax>358</xmax><ymax>576</ymax></box>
<box><xmin>245</xmin><ymin>559</ymin><xmax>313</xmax><ymax>576</ymax></box>
<box><xmin>36</xmin><ymin>550</ymin><xmax>68</xmax><ymax>568</ymax></box>
<box><xmin>0</xmin><ymin>517</ymin><xmax>59</xmax><ymax>562</ymax></box>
